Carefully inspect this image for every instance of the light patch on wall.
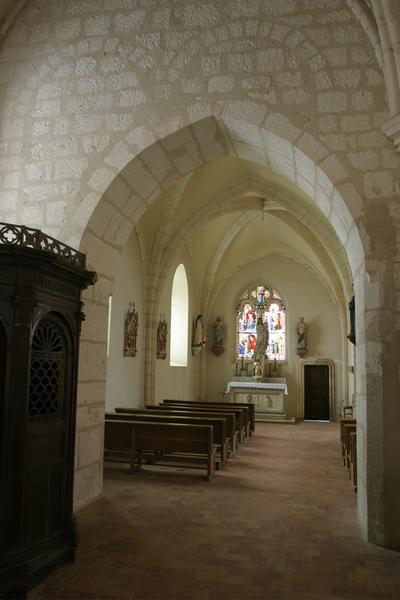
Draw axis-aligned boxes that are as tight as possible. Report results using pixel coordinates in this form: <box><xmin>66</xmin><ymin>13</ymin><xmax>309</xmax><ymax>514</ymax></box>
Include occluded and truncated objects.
<box><xmin>107</xmin><ymin>295</ymin><xmax>112</xmax><ymax>357</ymax></box>
<box><xmin>170</xmin><ymin>264</ymin><xmax>188</xmax><ymax>367</ymax></box>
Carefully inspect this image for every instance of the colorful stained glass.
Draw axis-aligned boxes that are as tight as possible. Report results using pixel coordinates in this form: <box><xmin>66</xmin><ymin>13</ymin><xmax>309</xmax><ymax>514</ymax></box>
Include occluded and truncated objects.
<box><xmin>236</xmin><ymin>286</ymin><xmax>286</xmax><ymax>361</ymax></box>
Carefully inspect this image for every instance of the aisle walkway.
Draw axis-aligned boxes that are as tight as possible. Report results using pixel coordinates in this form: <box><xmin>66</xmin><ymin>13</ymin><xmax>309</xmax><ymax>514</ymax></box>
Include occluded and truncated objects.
<box><xmin>31</xmin><ymin>422</ymin><xmax>400</xmax><ymax>599</ymax></box>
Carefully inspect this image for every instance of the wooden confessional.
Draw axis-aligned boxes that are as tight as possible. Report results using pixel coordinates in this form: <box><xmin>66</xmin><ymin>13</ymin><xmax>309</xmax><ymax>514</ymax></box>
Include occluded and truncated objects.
<box><xmin>0</xmin><ymin>223</ymin><xmax>96</xmax><ymax>598</ymax></box>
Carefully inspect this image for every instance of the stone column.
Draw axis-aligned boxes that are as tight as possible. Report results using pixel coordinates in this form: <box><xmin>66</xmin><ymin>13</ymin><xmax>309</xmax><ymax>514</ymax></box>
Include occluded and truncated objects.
<box><xmin>357</xmin><ymin>262</ymin><xmax>400</xmax><ymax>548</ymax></box>
<box><xmin>74</xmin><ymin>280</ymin><xmax>110</xmax><ymax>510</ymax></box>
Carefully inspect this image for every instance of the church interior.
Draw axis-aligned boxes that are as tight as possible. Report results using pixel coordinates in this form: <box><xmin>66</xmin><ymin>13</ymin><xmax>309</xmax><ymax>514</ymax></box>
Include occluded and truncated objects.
<box><xmin>1</xmin><ymin>0</ymin><xmax>400</xmax><ymax>598</ymax></box>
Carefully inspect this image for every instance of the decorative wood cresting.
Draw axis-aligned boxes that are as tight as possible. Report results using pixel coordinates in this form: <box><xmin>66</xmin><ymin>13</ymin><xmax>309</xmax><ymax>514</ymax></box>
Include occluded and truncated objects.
<box><xmin>0</xmin><ymin>222</ymin><xmax>97</xmax><ymax>599</ymax></box>
<box><xmin>124</xmin><ymin>301</ymin><xmax>138</xmax><ymax>357</ymax></box>
<box><xmin>157</xmin><ymin>315</ymin><xmax>167</xmax><ymax>359</ymax></box>
<box><xmin>0</xmin><ymin>221</ymin><xmax>85</xmax><ymax>268</ymax></box>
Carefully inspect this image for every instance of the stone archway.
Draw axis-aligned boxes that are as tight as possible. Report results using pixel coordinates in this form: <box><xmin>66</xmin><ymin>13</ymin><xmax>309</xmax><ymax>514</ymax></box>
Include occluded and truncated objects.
<box><xmin>0</xmin><ymin>0</ymin><xmax>397</xmax><ymax>552</ymax></box>
<box><xmin>74</xmin><ymin>117</ymin><xmax>385</xmax><ymax>543</ymax></box>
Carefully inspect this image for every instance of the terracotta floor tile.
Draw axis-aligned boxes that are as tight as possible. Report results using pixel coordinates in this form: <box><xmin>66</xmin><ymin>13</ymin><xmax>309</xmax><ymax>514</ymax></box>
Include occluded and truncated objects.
<box><xmin>30</xmin><ymin>422</ymin><xmax>400</xmax><ymax>600</ymax></box>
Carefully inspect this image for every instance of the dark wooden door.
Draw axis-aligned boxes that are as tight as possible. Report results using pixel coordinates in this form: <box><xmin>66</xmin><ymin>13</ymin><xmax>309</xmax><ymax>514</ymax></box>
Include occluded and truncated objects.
<box><xmin>24</xmin><ymin>315</ymin><xmax>72</xmax><ymax>547</ymax></box>
<box><xmin>304</xmin><ymin>365</ymin><xmax>330</xmax><ymax>420</ymax></box>
<box><xmin>0</xmin><ymin>321</ymin><xmax>6</xmax><ymax>483</ymax></box>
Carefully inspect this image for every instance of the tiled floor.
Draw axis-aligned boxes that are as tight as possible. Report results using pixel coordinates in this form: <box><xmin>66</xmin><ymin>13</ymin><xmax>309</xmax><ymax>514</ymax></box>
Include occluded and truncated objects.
<box><xmin>30</xmin><ymin>422</ymin><xmax>400</xmax><ymax>599</ymax></box>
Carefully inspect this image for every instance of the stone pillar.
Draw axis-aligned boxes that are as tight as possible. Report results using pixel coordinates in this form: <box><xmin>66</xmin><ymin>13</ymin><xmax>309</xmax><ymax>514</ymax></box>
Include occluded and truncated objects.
<box><xmin>74</xmin><ymin>280</ymin><xmax>110</xmax><ymax>510</ymax></box>
<box><xmin>357</xmin><ymin>263</ymin><xmax>400</xmax><ymax>548</ymax></box>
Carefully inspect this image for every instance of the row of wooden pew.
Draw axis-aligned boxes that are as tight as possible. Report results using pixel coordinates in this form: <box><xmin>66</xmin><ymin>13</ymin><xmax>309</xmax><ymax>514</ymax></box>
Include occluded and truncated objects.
<box><xmin>340</xmin><ymin>418</ymin><xmax>357</xmax><ymax>492</ymax></box>
<box><xmin>104</xmin><ymin>399</ymin><xmax>255</xmax><ymax>481</ymax></box>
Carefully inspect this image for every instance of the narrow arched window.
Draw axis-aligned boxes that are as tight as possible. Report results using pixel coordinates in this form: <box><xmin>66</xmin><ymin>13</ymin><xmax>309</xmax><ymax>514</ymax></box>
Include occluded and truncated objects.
<box><xmin>236</xmin><ymin>285</ymin><xmax>286</xmax><ymax>361</ymax></box>
<box><xmin>107</xmin><ymin>295</ymin><xmax>112</xmax><ymax>358</ymax></box>
<box><xmin>170</xmin><ymin>264</ymin><xmax>189</xmax><ymax>367</ymax></box>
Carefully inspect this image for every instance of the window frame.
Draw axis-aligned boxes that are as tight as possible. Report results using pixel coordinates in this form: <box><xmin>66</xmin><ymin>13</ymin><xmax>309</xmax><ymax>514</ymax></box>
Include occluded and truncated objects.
<box><xmin>235</xmin><ymin>284</ymin><xmax>287</xmax><ymax>363</ymax></box>
<box><xmin>170</xmin><ymin>263</ymin><xmax>189</xmax><ymax>367</ymax></box>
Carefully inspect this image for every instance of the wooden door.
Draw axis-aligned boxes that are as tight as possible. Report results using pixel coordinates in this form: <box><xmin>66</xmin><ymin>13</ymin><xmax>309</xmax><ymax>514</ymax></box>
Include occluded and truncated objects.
<box><xmin>0</xmin><ymin>321</ymin><xmax>6</xmax><ymax>489</ymax></box>
<box><xmin>304</xmin><ymin>365</ymin><xmax>330</xmax><ymax>421</ymax></box>
<box><xmin>24</xmin><ymin>314</ymin><xmax>72</xmax><ymax>547</ymax></box>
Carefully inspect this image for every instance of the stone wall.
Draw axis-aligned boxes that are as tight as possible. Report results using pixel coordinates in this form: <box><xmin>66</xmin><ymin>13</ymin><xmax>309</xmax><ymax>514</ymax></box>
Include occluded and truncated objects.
<box><xmin>0</xmin><ymin>0</ymin><xmax>399</xmax><ymax>546</ymax></box>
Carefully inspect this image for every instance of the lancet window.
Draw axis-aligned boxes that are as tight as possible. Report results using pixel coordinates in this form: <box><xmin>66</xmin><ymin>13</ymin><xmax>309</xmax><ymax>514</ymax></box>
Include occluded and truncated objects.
<box><xmin>170</xmin><ymin>263</ymin><xmax>189</xmax><ymax>367</ymax></box>
<box><xmin>236</xmin><ymin>285</ymin><xmax>286</xmax><ymax>361</ymax></box>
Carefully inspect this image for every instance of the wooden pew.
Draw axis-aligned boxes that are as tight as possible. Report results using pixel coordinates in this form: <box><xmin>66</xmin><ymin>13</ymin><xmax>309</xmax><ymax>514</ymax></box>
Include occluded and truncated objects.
<box><xmin>350</xmin><ymin>431</ymin><xmax>357</xmax><ymax>493</ymax></box>
<box><xmin>340</xmin><ymin>418</ymin><xmax>356</xmax><ymax>465</ymax></box>
<box><xmin>339</xmin><ymin>418</ymin><xmax>357</xmax><ymax>493</ymax></box>
<box><xmin>163</xmin><ymin>399</ymin><xmax>255</xmax><ymax>436</ymax></box>
<box><xmin>106</xmin><ymin>411</ymin><xmax>228</xmax><ymax>467</ymax></box>
<box><xmin>158</xmin><ymin>403</ymin><xmax>247</xmax><ymax>445</ymax></box>
<box><xmin>162</xmin><ymin>400</ymin><xmax>251</xmax><ymax>439</ymax></box>
<box><xmin>115</xmin><ymin>406</ymin><xmax>238</xmax><ymax>458</ymax></box>
<box><xmin>217</xmin><ymin>393</ymin><xmax>257</xmax><ymax>433</ymax></box>
<box><xmin>156</xmin><ymin>403</ymin><xmax>248</xmax><ymax>444</ymax></box>
<box><xmin>116</xmin><ymin>407</ymin><xmax>237</xmax><ymax>455</ymax></box>
<box><xmin>344</xmin><ymin>423</ymin><xmax>356</xmax><ymax>471</ymax></box>
<box><xmin>104</xmin><ymin>419</ymin><xmax>216</xmax><ymax>480</ymax></box>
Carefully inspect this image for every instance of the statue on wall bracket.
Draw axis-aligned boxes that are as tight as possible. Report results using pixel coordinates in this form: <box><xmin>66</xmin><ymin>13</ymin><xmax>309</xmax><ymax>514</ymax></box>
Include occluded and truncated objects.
<box><xmin>123</xmin><ymin>301</ymin><xmax>138</xmax><ymax>357</ymax></box>
<box><xmin>192</xmin><ymin>314</ymin><xmax>206</xmax><ymax>355</ymax></box>
<box><xmin>296</xmin><ymin>316</ymin><xmax>308</xmax><ymax>357</ymax></box>
<box><xmin>157</xmin><ymin>315</ymin><xmax>168</xmax><ymax>359</ymax></box>
<box><xmin>212</xmin><ymin>315</ymin><xmax>224</xmax><ymax>356</ymax></box>
<box><xmin>347</xmin><ymin>295</ymin><xmax>356</xmax><ymax>345</ymax></box>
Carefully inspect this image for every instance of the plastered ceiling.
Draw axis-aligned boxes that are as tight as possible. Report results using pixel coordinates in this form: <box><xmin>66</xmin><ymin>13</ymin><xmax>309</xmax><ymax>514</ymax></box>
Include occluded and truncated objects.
<box><xmin>137</xmin><ymin>156</ymin><xmax>352</xmax><ymax>318</ymax></box>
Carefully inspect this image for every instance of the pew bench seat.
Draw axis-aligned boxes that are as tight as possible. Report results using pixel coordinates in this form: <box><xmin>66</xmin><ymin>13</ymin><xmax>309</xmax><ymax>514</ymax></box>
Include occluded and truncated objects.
<box><xmin>128</xmin><ymin>406</ymin><xmax>238</xmax><ymax>454</ymax></box>
<box><xmin>340</xmin><ymin>418</ymin><xmax>357</xmax><ymax>494</ymax></box>
<box><xmin>340</xmin><ymin>418</ymin><xmax>356</xmax><ymax>465</ymax></box>
<box><xmin>163</xmin><ymin>399</ymin><xmax>255</xmax><ymax>436</ymax></box>
<box><xmin>150</xmin><ymin>403</ymin><xmax>245</xmax><ymax>447</ymax></box>
<box><xmin>104</xmin><ymin>419</ymin><xmax>216</xmax><ymax>481</ymax></box>
<box><xmin>162</xmin><ymin>400</ymin><xmax>250</xmax><ymax>442</ymax></box>
<box><xmin>106</xmin><ymin>411</ymin><xmax>228</xmax><ymax>467</ymax></box>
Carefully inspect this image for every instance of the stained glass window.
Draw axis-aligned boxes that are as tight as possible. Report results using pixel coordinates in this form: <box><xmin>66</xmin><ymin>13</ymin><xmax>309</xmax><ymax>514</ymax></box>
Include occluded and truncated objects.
<box><xmin>236</xmin><ymin>285</ymin><xmax>286</xmax><ymax>361</ymax></box>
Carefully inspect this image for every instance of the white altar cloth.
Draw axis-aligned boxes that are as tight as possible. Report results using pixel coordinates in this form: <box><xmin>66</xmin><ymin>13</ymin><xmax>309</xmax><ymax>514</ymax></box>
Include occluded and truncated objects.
<box><xmin>226</xmin><ymin>381</ymin><xmax>288</xmax><ymax>395</ymax></box>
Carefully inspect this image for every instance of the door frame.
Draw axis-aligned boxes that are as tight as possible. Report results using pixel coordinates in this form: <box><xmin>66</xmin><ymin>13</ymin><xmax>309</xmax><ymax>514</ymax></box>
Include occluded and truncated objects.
<box><xmin>297</xmin><ymin>358</ymin><xmax>335</xmax><ymax>420</ymax></box>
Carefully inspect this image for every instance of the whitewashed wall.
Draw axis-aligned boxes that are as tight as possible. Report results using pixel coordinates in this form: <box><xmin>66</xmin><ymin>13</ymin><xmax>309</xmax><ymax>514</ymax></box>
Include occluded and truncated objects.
<box><xmin>0</xmin><ymin>0</ymin><xmax>399</xmax><ymax>546</ymax></box>
<box><xmin>106</xmin><ymin>229</ymin><xmax>144</xmax><ymax>411</ymax></box>
<box><xmin>155</xmin><ymin>249</ymin><xmax>199</xmax><ymax>405</ymax></box>
<box><xmin>205</xmin><ymin>254</ymin><xmax>343</xmax><ymax>417</ymax></box>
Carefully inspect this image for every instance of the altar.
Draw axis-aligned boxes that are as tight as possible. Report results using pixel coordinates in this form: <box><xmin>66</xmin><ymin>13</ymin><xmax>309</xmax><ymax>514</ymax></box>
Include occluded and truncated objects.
<box><xmin>225</xmin><ymin>378</ymin><xmax>288</xmax><ymax>417</ymax></box>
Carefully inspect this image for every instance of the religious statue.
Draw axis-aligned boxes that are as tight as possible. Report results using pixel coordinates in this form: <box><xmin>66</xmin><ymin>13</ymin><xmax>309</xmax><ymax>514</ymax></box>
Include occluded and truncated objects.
<box><xmin>296</xmin><ymin>316</ymin><xmax>308</xmax><ymax>357</ymax></box>
<box><xmin>253</xmin><ymin>361</ymin><xmax>263</xmax><ymax>377</ymax></box>
<box><xmin>253</xmin><ymin>316</ymin><xmax>268</xmax><ymax>364</ymax></box>
<box><xmin>347</xmin><ymin>295</ymin><xmax>356</xmax><ymax>345</ymax></box>
<box><xmin>123</xmin><ymin>301</ymin><xmax>138</xmax><ymax>357</ymax></box>
<box><xmin>212</xmin><ymin>315</ymin><xmax>224</xmax><ymax>356</ymax></box>
<box><xmin>157</xmin><ymin>315</ymin><xmax>167</xmax><ymax>359</ymax></box>
<box><xmin>192</xmin><ymin>314</ymin><xmax>206</xmax><ymax>354</ymax></box>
